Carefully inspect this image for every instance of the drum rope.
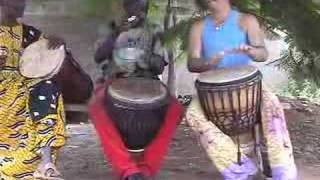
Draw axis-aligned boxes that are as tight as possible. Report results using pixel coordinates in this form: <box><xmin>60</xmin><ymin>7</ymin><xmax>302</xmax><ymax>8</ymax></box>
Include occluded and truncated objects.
<box><xmin>226</xmin><ymin>87</ymin><xmax>242</xmax><ymax>165</ymax></box>
<box><xmin>236</xmin><ymin>86</ymin><xmax>243</xmax><ymax>165</ymax></box>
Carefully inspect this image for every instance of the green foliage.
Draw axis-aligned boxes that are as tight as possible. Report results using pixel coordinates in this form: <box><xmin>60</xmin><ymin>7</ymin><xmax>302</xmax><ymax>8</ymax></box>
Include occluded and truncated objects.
<box><xmin>166</xmin><ymin>0</ymin><xmax>320</xmax><ymax>86</ymax></box>
<box><xmin>236</xmin><ymin>0</ymin><xmax>320</xmax><ymax>84</ymax></box>
<box><xmin>82</xmin><ymin>0</ymin><xmax>320</xmax><ymax>88</ymax></box>
<box><xmin>279</xmin><ymin>78</ymin><xmax>320</xmax><ymax>104</ymax></box>
<box><xmin>146</xmin><ymin>0</ymin><xmax>167</xmax><ymax>33</ymax></box>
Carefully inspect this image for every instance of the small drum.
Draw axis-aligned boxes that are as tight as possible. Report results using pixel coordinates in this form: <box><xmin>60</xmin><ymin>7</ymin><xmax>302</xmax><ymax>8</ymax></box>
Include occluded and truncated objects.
<box><xmin>195</xmin><ymin>65</ymin><xmax>262</xmax><ymax>136</ymax></box>
<box><xmin>105</xmin><ymin>78</ymin><xmax>170</xmax><ymax>152</ymax></box>
<box><xmin>19</xmin><ymin>39</ymin><xmax>93</xmax><ymax>104</ymax></box>
<box><xmin>19</xmin><ymin>39</ymin><xmax>65</xmax><ymax>79</ymax></box>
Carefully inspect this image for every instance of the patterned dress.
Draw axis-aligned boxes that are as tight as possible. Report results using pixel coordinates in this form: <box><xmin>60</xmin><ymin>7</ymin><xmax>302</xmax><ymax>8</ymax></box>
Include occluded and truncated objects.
<box><xmin>186</xmin><ymin>87</ymin><xmax>297</xmax><ymax>180</ymax></box>
<box><xmin>0</xmin><ymin>24</ymin><xmax>66</xmax><ymax>179</ymax></box>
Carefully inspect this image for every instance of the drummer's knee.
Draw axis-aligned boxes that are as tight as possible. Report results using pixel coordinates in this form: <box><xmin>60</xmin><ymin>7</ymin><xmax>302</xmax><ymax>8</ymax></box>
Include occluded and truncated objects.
<box><xmin>29</xmin><ymin>80</ymin><xmax>61</xmax><ymax>121</ymax></box>
<box><xmin>31</xmin><ymin>80</ymin><xmax>60</xmax><ymax>95</ymax></box>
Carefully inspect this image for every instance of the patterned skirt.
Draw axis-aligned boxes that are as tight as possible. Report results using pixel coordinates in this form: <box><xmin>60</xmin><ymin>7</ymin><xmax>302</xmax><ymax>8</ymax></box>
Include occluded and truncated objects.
<box><xmin>0</xmin><ymin>71</ymin><xmax>66</xmax><ymax>180</ymax></box>
<box><xmin>186</xmin><ymin>85</ymin><xmax>297</xmax><ymax>180</ymax></box>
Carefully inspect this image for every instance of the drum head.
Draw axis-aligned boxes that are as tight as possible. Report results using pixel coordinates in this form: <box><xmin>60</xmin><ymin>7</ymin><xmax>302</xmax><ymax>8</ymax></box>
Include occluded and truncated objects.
<box><xmin>19</xmin><ymin>39</ymin><xmax>65</xmax><ymax>79</ymax></box>
<box><xmin>108</xmin><ymin>78</ymin><xmax>169</xmax><ymax>105</ymax></box>
<box><xmin>198</xmin><ymin>65</ymin><xmax>259</xmax><ymax>84</ymax></box>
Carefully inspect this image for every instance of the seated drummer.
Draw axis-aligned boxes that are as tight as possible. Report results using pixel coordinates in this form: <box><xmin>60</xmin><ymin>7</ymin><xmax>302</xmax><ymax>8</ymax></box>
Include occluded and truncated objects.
<box><xmin>0</xmin><ymin>0</ymin><xmax>68</xmax><ymax>179</ymax></box>
<box><xmin>94</xmin><ymin>0</ymin><xmax>166</xmax><ymax>81</ymax></box>
<box><xmin>90</xmin><ymin>1</ymin><xmax>183</xmax><ymax>180</ymax></box>
<box><xmin>185</xmin><ymin>0</ymin><xmax>297</xmax><ymax>179</ymax></box>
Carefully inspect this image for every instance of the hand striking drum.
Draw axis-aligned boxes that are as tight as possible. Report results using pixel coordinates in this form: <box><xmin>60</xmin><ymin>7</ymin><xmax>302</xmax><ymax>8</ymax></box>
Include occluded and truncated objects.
<box><xmin>186</xmin><ymin>0</ymin><xmax>297</xmax><ymax>180</ymax></box>
<box><xmin>90</xmin><ymin>1</ymin><xmax>184</xmax><ymax>180</ymax></box>
<box><xmin>0</xmin><ymin>0</ymin><xmax>89</xmax><ymax>179</ymax></box>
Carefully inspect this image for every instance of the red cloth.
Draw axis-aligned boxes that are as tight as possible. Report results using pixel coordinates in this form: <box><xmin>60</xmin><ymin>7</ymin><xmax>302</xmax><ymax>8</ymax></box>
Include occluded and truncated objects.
<box><xmin>89</xmin><ymin>84</ymin><xmax>184</xmax><ymax>179</ymax></box>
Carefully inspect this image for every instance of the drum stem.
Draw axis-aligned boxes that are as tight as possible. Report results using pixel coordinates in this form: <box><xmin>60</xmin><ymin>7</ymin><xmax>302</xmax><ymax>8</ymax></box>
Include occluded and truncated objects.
<box><xmin>237</xmin><ymin>134</ymin><xmax>242</xmax><ymax>165</ymax></box>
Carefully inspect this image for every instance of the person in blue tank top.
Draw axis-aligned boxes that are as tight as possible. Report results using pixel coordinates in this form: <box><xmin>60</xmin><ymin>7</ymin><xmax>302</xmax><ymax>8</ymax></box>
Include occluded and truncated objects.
<box><xmin>185</xmin><ymin>0</ymin><xmax>297</xmax><ymax>180</ymax></box>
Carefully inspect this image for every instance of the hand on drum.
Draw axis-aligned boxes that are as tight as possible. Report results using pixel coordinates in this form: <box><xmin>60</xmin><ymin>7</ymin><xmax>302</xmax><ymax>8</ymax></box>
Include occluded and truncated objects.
<box><xmin>208</xmin><ymin>51</ymin><xmax>224</xmax><ymax>66</ymax></box>
<box><xmin>46</xmin><ymin>35</ymin><xmax>66</xmax><ymax>50</ymax></box>
<box><xmin>237</xmin><ymin>44</ymin><xmax>257</xmax><ymax>57</ymax></box>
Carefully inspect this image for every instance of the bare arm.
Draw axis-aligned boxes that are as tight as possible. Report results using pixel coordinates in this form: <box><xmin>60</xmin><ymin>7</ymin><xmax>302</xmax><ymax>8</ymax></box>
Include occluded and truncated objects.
<box><xmin>148</xmin><ymin>33</ymin><xmax>167</xmax><ymax>75</ymax></box>
<box><xmin>188</xmin><ymin>21</ymin><xmax>211</xmax><ymax>73</ymax></box>
<box><xmin>94</xmin><ymin>33</ymin><xmax>117</xmax><ymax>64</ymax></box>
<box><xmin>188</xmin><ymin>20</ymin><xmax>223</xmax><ymax>73</ymax></box>
<box><xmin>240</xmin><ymin>14</ymin><xmax>268</xmax><ymax>62</ymax></box>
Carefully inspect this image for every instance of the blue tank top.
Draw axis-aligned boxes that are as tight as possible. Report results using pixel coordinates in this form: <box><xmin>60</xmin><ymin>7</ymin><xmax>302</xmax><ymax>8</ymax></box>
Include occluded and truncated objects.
<box><xmin>202</xmin><ymin>10</ymin><xmax>253</xmax><ymax>68</ymax></box>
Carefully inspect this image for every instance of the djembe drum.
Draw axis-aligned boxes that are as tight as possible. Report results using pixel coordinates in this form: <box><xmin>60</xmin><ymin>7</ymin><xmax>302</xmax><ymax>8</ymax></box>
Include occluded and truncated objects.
<box><xmin>105</xmin><ymin>77</ymin><xmax>170</xmax><ymax>153</ymax></box>
<box><xmin>19</xmin><ymin>39</ymin><xmax>93</xmax><ymax>104</ymax></box>
<box><xmin>195</xmin><ymin>65</ymin><xmax>263</xmax><ymax>164</ymax></box>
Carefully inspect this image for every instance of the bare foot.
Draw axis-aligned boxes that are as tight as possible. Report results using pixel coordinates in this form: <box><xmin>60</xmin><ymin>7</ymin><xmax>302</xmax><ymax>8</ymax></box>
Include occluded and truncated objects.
<box><xmin>34</xmin><ymin>162</ymin><xmax>64</xmax><ymax>180</ymax></box>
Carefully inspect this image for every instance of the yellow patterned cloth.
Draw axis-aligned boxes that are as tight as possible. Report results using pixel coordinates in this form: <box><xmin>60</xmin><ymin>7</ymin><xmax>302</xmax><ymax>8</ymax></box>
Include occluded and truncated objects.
<box><xmin>0</xmin><ymin>24</ymin><xmax>66</xmax><ymax>179</ymax></box>
<box><xmin>186</xmin><ymin>87</ymin><xmax>297</xmax><ymax>180</ymax></box>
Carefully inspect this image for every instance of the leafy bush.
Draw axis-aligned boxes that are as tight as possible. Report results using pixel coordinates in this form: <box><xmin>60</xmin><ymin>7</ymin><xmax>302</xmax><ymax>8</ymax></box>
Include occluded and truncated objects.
<box><xmin>279</xmin><ymin>78</ymin><xmax>320</xmax><ymax>104</ymax></box>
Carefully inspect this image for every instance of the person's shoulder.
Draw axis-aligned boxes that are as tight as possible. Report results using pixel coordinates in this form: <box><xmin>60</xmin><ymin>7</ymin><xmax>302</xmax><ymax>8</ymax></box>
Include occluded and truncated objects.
<box><xmin>192</xmin><ymin>17</ymin><xmax>205</xmax><ymax>28</ymax></box>
<box><xmin>239</xmin><ymin>13</ymin><xmax>260</xmax><ymax>27</ymax></box>
<box><xmin>190</xmin><ymin>16</ymin><xmax>206</xmax><ymax>33</ymax></box>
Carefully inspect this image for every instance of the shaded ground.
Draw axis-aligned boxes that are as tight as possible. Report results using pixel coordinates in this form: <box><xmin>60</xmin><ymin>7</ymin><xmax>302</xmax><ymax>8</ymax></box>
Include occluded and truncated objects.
<box><xmin>57</xmin><ymin>99</ymin><xmax>320</xmax><ymax>180</ymax></box>
<box><xmin>285</xmin><ymin>100</ymin><xmax>320</xmax><ymax>163</ymax></box>
<box><xmin>58</xmin><ymin>123</ymin><xmax>219</xmax><ymax>180</ymax></box>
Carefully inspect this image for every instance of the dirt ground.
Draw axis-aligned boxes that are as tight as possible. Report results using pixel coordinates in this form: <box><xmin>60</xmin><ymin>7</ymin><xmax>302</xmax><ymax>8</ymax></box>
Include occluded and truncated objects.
<box><xmin>57</xmin><ymin>98</ymin><xmax>320</xmax><ymax>180</ymax></box>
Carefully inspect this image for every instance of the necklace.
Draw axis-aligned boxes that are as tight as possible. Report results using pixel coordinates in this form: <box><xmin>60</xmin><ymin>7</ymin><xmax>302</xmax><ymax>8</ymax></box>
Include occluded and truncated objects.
<box><xmin>215</xmin><ymin>23</ymin><xmax>224</xmax><ymax>30</ymax></box>
<box><xmin>213</xmin><ymin>10</ymin><xmax>231</xmax><ymax>31</ymax></box>
<box><xmin>214</xmin><ymin>18</ymin><xmax>227</xmax><ymax>31</ymax></box>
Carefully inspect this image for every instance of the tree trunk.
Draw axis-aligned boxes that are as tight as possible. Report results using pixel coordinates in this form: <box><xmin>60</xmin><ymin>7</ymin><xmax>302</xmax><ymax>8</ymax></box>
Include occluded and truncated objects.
<box><xmin>164</xmin><ymin>0</ymin><xmax>177</xmax><ymax>96</ymax></box>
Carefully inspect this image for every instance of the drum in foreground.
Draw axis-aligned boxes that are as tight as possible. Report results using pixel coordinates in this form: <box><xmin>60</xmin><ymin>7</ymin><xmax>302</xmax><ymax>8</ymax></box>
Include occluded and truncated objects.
<box><xmin>195</xmin><ymin>65</ymin><xmax>262</xmax><ymax>136</ymax></box>
<box><xmin>19</xmin><ymin>39</ymin><xmax>93</xmax><ymax>104</ymax></box>
<box><xmin>19</xmin><ymin>39</ymin><xmax>65</xmax><ymax>79</ymax></box>
<box><xmin>105</xmin><ymin>78</ymin><xmax>170</xmax><ymax>152</ymax></box>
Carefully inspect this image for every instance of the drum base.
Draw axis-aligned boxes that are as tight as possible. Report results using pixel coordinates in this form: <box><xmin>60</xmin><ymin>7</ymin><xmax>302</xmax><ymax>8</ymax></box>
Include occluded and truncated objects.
<box><xmin>228</xmin><ymin>122</ymin><xmax>272</xmax><ymax>178</ymax></box>
<box><xmin>131</xmin><ymin>152</ymin><xmax>144</xmax><ymax>163</ymax></box>
<box><xmin>105</xmin><ymin>99</ymin><xmax>168</xmax><ymax>151</ymax></box>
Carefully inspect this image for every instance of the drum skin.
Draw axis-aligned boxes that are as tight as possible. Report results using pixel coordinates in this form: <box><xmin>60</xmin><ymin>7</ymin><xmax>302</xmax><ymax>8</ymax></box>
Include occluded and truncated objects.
<box><xmin>19</xmin><ymin>39</ymin><xmax>65</xmax><ymax>79</ymax></box>
<box><xmin>195</xmin><ymin>66</ymin><xmax>262</xmax><ymax>136</ymax></box>
<box><xmin>105</xmin><ymin>78</ymin><xmax>170</xmax><ymax>152</ymax></box>
<box><xmin>19</xmin><ymin>39</ymin><xmax>93</xmax><ymax>104</ymax></box>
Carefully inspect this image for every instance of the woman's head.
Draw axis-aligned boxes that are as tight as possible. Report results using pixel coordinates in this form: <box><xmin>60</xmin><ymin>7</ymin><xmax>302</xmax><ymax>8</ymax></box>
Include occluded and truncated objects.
<box><xmin>195</xmin><ymin>0</ymin><xmax>231</xmax><ymax>11</ymax></box>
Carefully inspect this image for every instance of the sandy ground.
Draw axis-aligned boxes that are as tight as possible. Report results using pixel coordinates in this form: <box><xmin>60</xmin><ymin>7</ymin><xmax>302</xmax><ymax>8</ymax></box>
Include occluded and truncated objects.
<box><xmin>58</xmin><ymin>105</ymin><xmax>320</xmax><ymax>180</ymax></box>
